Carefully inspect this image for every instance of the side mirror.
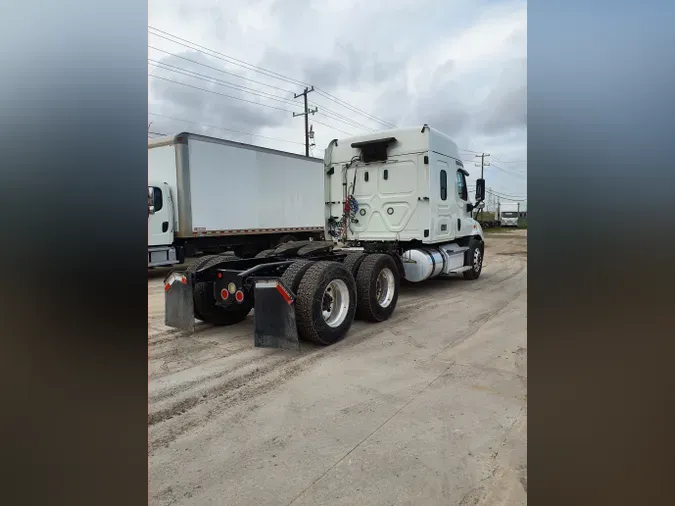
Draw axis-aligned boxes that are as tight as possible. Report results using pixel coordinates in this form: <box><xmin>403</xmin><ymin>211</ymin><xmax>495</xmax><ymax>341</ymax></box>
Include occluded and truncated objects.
<box><xmin>149</xmin><ymin>205</ymin><xmax>155</xmax><ymax>214</ymax></box>
<box><xmin>475</xmin><ymin>178</ymin><xmax>486</xmax><ymax>202</ymax></box>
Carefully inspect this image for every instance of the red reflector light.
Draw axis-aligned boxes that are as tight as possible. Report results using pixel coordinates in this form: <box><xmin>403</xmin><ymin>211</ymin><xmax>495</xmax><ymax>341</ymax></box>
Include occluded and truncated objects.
<box><xmin>276</xmin><ymin>283</ymin><xmax>293</xmax><ymax>305</ymax></box>
<box><xmin>235</xmin><ymin>290</ymin><xmax>244</xmax><ymax>303</ymax></box>
<box><xmin>217</xmin><ymin>272</ymin><xmax>223</xmax><ymax>278</ymax></box>
<box><xmin>220</xmin><ymin>289</ymin><xmax>229</xmax><ymax>300</ymax></box>
<box><xmin>164</xmin><ymin>284</ymin><xmax>170</xmax><ymax>291</ymax></box>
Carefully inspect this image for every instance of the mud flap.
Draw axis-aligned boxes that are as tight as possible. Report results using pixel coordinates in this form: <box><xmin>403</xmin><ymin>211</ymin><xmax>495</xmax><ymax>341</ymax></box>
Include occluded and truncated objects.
<box><xmin>164</xmin><ymin>271</ymin><xmax>195</xmax><ymax>332</ymax></box>
<box><xmin>253</xmin><ymin>279</ymin><xmax>299</xmax><ymax>350</ymax></box>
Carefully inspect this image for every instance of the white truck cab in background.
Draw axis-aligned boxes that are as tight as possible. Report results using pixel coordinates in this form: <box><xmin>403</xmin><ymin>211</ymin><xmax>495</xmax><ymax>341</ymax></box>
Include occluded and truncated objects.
<box><xmin>498</xmin><ymin>202</ymin><xmax>521</xmax><ymax>227</ymax></box>
<box><xmin>148</xmin><ymin>182</ymin><xmax>178</xmax><ymax>267</ymax></box>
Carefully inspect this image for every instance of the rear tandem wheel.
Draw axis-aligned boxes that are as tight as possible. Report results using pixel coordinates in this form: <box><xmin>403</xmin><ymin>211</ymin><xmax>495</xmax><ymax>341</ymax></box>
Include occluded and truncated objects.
<box><xmin>294</xmin><ymin>261</ymin><xmax>357</xmax><ymax>345</ymax></box>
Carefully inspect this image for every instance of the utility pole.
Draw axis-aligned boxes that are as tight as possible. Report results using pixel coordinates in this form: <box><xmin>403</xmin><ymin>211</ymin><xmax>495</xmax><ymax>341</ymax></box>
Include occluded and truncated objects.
<box><xmin>475</xmin><ymin>153</ymin><xmax>490</xmax><ymax>221</ymax></box>
<box><xmin>293</xmin><ymin>86</ymin><xmax>317</xmax><ymax>157</ymax></box>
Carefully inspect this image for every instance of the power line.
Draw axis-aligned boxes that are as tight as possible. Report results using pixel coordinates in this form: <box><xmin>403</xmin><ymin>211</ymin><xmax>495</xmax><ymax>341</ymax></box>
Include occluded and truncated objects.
<box><xmin>149</xmin><ymin>74</ymin><xmax>358</xmax><ymax>138</ymax></box>
<box><xmin>148</xmin><ymin>45</ymin><xmax>297</xmax><ymax>95</ymax></box>
<box><xmin>491</xmin><ymin>155</ymin><xmax>527</xmax><ymax>164</ymax></box>
<box><xmin>148</xmin><ymin>60</ymin><xmax>302</xmax><ymax>108</ymax></box>
<box><xmin>487</xmin><ymin>189</ymin><xmax>527</xmax><ymax>201</ymax></box>
<box><xmin>149</xmin><ymin>26</ymin><xmax>308</xmax><ymax>87</ymax></box>
<box><xmin>315</xmin><ymin>111</ymin><xmax>374</xmax><ymax>132</ymax></box>
<box><xmin>147</xmin><ymin>112</ymin><xmax>306</xmax><ymax>146</ymax></box>
<box><xmin>149</xmin><ymin>74</ymin><xmax>295</xmax><ymax>113</ymax></box>
<box><xmin>313</xmin><ymin>89</ymin><xmax>396</xmax><ymax>129</ymax></box>
<box><xmin>148</xmin><ymin>26</ymin><xmax>394</xmax><ymax>130</ymax></box>
<box><xmin>149</xmin><ymin>58</ymin><xmax>373</xmax><ymax>133</ymax></box>
<box><xmin>490</xmin><ymin>162</ymin><xmax>527</xmax><ymax>179</ymax></box>
<box><xmin>312</xmin><ymin>118</ymin><xmax>355</xmax><ymax>136</ymax></box>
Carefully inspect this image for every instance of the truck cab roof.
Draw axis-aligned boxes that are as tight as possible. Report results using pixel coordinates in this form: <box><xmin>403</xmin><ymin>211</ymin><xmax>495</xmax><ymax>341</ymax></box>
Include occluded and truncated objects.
<box><xmin>326</xmin><ymin>125</ymin><xmax>461</xmax><ymax>166</ymax></box>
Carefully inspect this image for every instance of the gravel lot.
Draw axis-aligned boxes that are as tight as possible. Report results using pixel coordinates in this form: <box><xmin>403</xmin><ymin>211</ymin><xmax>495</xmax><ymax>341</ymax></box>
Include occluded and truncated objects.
<box><xmin>149</xmin><ymin>230</ymin><xmax>527</xmax><ymax>506</ymax></box>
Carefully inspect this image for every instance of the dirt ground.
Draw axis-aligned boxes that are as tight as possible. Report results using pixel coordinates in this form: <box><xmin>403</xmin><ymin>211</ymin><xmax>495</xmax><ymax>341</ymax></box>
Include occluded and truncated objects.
<box><xmin>149</xmin><ymin>230</ymin><xmax>527</xmax><ymax>506</ymax></box>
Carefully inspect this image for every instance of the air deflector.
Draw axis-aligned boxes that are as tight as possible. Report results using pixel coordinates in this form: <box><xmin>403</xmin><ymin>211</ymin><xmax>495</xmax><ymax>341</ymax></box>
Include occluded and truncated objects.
<box><xmin>351</xmin><ymin>137</ymin><xmax>397</xmax><ymax>163</ymax></box>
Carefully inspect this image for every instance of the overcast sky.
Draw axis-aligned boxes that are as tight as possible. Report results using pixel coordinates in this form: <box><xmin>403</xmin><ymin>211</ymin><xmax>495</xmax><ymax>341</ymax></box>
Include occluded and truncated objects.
<box><xmin>148</xmin><ymin>0</ymin><xmax>527</xmax><ymax>204</ymax></box>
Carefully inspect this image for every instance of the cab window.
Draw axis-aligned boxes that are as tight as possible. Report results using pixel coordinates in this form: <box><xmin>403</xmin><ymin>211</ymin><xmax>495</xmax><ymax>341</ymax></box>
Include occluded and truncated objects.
<box><xmin>149</xmin><ymin>186</ymin><xmax>163</xmax><ymax>212</ymax></box>
<box><xmin>456</xmin><ymin>171</ymin><xmax>468</xmax><ymax>201</ymax></box>
<box><xmin>440</xmin><ymin>170</ymin><xmax>447</xmax><ymax>200</ymax></box>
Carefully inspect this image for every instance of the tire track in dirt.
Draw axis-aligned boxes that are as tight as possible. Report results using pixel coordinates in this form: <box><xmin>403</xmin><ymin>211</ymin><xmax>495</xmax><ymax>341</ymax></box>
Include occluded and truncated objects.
<box><xmin>149</xmin><ymin>265</ymin><xmax>526</xmax><ymax>453</ymax></box>
<box><xmin>148</xmin><ymin>233</ymin><xmax>527</xmax><ymax>452</ymax></box>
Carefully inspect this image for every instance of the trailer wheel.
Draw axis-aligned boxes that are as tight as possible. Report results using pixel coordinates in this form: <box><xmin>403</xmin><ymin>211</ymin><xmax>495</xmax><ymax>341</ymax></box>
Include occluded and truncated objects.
<box><xmin>295</xmin><ymin>261</ymin><xmax>357</xmax><ymax>345</ymax></box>
<box><xmin>355</xmin><ymin>254</ymin><xmax>400</xmax><ymax>322</ymax></box>
<box><xmin>255</xmin><ymin>249</ymin><xmax>275</xmax><ymax>259</ymax></box>
<box><xmin>194</xmin><ymin>255</ymin><xmax>253</xmax><ymax>326</ymax></box>
<box><xmin>463</xmin><ymin>238</ymin><xmax>484</xmax><ymax>280</ymax></box>
<box><xmin>280</xmin><ymin>260</ymin><xmax>314</xmax><ymax>294</ymax></box>
<box><xmin>342</xmin><ymin>252</ymin><xmax>367</xmax><ymax>277</ymax></box>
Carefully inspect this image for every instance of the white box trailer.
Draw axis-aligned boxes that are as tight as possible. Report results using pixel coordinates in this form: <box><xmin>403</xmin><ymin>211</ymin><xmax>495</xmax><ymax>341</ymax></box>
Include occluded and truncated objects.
<box><xmin>148</xmin><ymin>132</ymin><xmax>324</xmax><ymax>267</ymax></box>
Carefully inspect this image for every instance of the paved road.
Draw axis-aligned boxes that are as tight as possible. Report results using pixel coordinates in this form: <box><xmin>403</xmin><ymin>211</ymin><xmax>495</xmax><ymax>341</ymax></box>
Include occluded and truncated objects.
<box><xmin>149</xmin><ymin>230</ymin><xmax>527</xmax><ymax>506</ymax></box>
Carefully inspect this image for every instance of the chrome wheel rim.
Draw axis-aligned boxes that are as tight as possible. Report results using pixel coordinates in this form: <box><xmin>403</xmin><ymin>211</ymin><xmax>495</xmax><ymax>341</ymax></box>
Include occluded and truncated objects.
<box><xmin>473</xmin><ymin>248</ymin><xmax>482</xmax><ymax>272</ymax></box>
<box><xmin>322</xmin><ymin>279</ymin><xmax>350</xmax><ymax>327</ymax></box>
<box><xmin>376</xmin><ymin>267</ymin><xmax>396</xmax><ymax>308</ymax></box>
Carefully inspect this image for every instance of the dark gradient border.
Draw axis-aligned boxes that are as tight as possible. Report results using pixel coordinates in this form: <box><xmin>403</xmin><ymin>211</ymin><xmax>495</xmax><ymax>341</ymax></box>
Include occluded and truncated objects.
<box><xmin>0</xmin><ymin>2</ymin><xmax>148</xmax><ymax>505</ymax></box>
<box><xmin>529</xmin><ymin>1</ymin><xmax>675</xmax><ymax>504</ymax></box>
<box><xmin>2</xmin><ymin>1</ymin><xmax>675</xmax><ymax>504</ymax></box>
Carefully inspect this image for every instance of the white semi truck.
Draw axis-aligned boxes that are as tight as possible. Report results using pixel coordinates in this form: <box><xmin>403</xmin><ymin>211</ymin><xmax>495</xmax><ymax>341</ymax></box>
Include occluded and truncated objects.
<box><xmin>498</xmin><ymin>202</ymin><xmax>521</xmax><ymax>227</ymax></box>
<box><xmin>148</xmin><ymin>133</ymin><xmax>324</xmax><ymax>267</ymax></box>
<box><xmin>164</xmin><ymin>125</ymin><xmax>486</xmax><ymax>349</ymax></box>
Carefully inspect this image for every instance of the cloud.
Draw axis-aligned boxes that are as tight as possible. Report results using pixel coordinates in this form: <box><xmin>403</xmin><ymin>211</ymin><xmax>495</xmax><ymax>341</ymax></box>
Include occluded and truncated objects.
<box><xmin>148</xmin><ymin>0</ymin><xmax>527</xmax><ymax>197</ymax></box>
<box><xmin>149</xmin><ymin>49</ymin><xmax>294</xmax><ymax>136</ymax></box>
<box><xmin>479</xmin><ymin>58</ymin><xmax>527</xmax><ymax>135</ymax></box>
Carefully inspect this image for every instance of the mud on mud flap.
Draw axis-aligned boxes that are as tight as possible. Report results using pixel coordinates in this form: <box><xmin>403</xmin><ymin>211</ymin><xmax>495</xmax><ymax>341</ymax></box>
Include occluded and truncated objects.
<box><xmin>253</xmin><ymin>279</ymin><xmax>299</xmax><ymax>351</ymax></box>
<box><xmin>164</xmin><ymin>271</ymin><xmax>195</xmax><ymax>332</ymax></box>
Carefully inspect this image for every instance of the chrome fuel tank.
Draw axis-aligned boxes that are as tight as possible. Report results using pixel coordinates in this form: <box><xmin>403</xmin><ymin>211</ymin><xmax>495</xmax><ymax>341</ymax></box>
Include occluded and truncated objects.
<box><xmin>400</xmin><ymin>248</ymin><xmax>445</xmax><ymax>282</ymax></box>
<box><xmin>400</xmin><ymin>243</ymin><xmax>469</xmax><ymax>282</ymax></box>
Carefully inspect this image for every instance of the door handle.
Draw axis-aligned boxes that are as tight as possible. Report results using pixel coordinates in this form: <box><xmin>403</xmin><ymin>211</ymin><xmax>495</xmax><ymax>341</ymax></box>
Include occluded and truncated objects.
<box><xmin>162</xmin><ymin>221</ymin><xmax>169</xmax><ymax>233</ymax></box>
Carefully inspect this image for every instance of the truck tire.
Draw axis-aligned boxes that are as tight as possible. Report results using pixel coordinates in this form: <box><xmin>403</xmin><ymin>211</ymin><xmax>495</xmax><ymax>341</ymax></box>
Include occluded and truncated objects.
<box><xmin>342</xmin><ymin>252</ymin><xmax>367</xmax><ymax>277</ymax></box>
<box><xmin>276</xmin><ymin>234</ymin><xmax>297</xmax><ymax>245</ymax></box>
<box><xmin>193</xmin><ymin>255</ymin><xmax>253</xmax><ymax>326</ymax></box>
<box><xmin>280</xmin><ymin>260</ymin><xmax>314</xmax><ymax>295</ymax></box>
<box><xmin>295</xmin><ymin>261</ymin><xmax>357</xmax><ymax>345</ymax></box>
<box><xmin>273</xmin><ymin>240</ymin><xmax>313</xmax><ymax>256</ymax></box>
<box><xmin>255</xmin><ymin>249</ymin><xmax>275</xmax><ymax>258</ymax></box>
<box><xmin>297</xmin><ymin>241</ymin><xmax>333</xmax><ymax>257</ymax></box>
<box><xmin>355</xmin><ymin>254</ymin><xmax>400</xmax><ymax>322</ymax></box>
<box><xmin>463</xmin><ymin>238</ymin><xmax>484</xmax><ymax>280</ymax></box>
